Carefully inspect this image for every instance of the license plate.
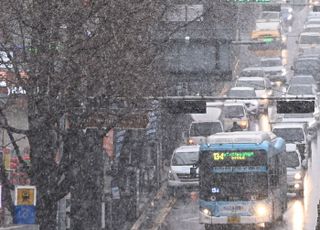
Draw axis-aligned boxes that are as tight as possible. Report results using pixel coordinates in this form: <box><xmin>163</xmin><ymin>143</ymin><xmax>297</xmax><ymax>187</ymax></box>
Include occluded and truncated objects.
<box><xmin>227</xmin><ymin>216</ymin><xmax>240</xmax><ymax>224</ymax></box>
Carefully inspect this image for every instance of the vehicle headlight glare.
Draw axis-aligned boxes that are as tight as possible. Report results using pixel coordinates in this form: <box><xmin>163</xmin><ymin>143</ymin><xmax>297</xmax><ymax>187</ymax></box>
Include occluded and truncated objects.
<box><xmin>239</xmin><ymin>120</ymin><xmax>248</xmax><ymax>129</ymax></box>
<box><xmin>255</xmin><ymin>205</ymin><xmax>268</xmax><ymax>217</ymax></box>
<box><xmin>187</xmin><ymin>139</ymin><xmax>194</xmax><ymax>145</ymax></box>
<box><xmin>168</xmin><ymin>170</ymin><xmax>175</xmax><ymax>180</ymax></box>
<box><xmin>294</xmin><ymin>172</ymin><xmax>302</xmax><ymax>180</ymax></box>
<box><xmin>201</xmin><ymin>208</ymin><xmax>212</xmax><ymax>216</ymax></box>
<box><xmin>287</xmin><ymin>14</ymin><xmax>293</xmax><ymax>20</ymax></box>
<box><xmin>275</xmin><ymin>81</ymin><xmax>282</xmax><ymax>87</ymax></box>
<box><xmin>281</xmin><ymin>68</ymin><xmax>287</xmax><ymax>76</ymax></box>
<box><xmin>294</xmin><ymin>183</ymin><xmax>300</xmax><ymax>189</ymax></box>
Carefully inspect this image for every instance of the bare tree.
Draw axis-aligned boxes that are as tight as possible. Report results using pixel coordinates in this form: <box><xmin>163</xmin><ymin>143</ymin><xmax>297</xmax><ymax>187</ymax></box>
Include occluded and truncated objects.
<box><xmin>0</xmin><ymin>0</ymin><xmax>166</xmax><ymax>229</ymax></box>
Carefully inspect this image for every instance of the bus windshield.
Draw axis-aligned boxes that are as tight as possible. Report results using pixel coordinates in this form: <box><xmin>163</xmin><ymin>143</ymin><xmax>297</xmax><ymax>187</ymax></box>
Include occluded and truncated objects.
<box><xmin>199</xmin><ymin>150</ymin><xmax>268</xmax><ymax>201</ymax></box>
<box><xmin>223</xmin><ymin>106</ymin><xmax>245</xmax><ymax>118</ymax></box>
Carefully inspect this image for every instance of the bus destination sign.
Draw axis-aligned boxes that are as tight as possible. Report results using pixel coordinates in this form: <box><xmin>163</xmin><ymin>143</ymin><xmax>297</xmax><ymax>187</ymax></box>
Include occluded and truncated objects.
<box><xmin>212</xmin><ymin>151</ymin><xmax>255</xmax><ymax>161</ymax></box>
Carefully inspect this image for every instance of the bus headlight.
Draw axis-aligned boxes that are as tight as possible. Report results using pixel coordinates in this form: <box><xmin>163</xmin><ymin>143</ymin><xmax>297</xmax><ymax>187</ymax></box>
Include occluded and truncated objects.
<box><xmin>201</xmin><ymin>208</ymin><xmax>212</xmax><ymax>216</ymax></box>
<box><xmin>294</xmin><ymin>172</ymin><xmax>302</xmax><ymax>180</ymax></box>
<box><xmin>239</xmin><ymin>120</ymin><xmax>248</xmax><ymax>129</ymax></box>
<box><xmin>255</xmin><ymin>204</ymin><xmax>269</xmax><ymax>217</ymax></box>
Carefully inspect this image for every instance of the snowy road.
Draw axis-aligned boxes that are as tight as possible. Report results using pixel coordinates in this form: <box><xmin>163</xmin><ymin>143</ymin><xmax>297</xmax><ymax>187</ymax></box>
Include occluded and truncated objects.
<box><xmin>158</xmin><ymin>2</ymin><xmax>320</xmax><ymax>230</ymax></box>
<box><xmin>162</xmin><ymin>119</ymin><xmax>320</xmax><ymax>230</ymax></box>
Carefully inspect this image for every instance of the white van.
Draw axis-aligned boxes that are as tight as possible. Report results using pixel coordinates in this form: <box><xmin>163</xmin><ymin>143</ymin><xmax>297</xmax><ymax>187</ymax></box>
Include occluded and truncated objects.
<box><xmin>284</xmin><ymin>144</ymin><xmax>307</xmax><ymax>197</ymax></box>
<box><xmin>187</xmin><ymin>120</ymin><xmax>224</xmax><ymax>145</ymax></box>
<box><xmin>272</xmin><ymin>122</ymin><xmax>308</xmax><ymax>159</ymax></box>
<box><xmin>168</xmin><ymin>145</ymin><xmax>200</xmax><ymax>195</ymax></box>
<box><xmin>222</xmin><ymin>102</ymin><xmax>250</xmax><ymax>131</ymax></box>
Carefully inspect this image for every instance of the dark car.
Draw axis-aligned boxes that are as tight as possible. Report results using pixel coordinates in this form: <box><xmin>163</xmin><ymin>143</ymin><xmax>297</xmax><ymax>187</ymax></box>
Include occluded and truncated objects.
<box><xmin>292</xmin><ymin>56</ymin><xmax>320</xmax><ymax>85</ymax></box>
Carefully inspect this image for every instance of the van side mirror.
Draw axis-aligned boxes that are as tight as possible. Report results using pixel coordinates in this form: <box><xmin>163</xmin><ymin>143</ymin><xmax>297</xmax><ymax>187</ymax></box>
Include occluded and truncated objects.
<box><xmin>302</xmin><ymin>159</ymin><xmax>308</xmax><ymax>170</ymax></box>
<box><xmin>190</xmin><ymin>166</ymin><xmax>197</xmax><ymax>178</ymax></box>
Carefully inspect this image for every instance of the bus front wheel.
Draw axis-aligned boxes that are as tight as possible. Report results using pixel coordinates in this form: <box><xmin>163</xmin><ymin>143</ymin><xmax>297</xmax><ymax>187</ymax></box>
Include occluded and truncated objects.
<box><xmin>204</xmin><ymin>224</ymin><xmax>212</xmax><ymax>230</ymax></box>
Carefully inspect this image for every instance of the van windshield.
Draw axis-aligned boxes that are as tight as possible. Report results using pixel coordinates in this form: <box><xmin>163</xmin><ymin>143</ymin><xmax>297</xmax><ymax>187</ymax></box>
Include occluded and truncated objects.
<box><xmin>190</xmin><ymin>122</ymin><xmax>223</xmax><ymax>137</ymax></box>
<box><xmin>272</xmin><ymin>128</ymin><xmax>305</xmax><ymax>142</ymax></box>
<box><xmin>223</xmin><ymin>106</ymin><xmax>245</xmax><ymax>118</ymax></box>
<box><xmin>236</xmin><ymin>80</ymin><xmax>265</xmax><ymax>90</ymax></box>
<box><xmin>172</xmin><ymin>151</ymin><xmax>199</xmax><ymax>166</ymax></box>
<box><xmin>261</xmin><ymin>59</ymin><xmax>282</xmax><ymax>66</ymax></box>
<box><xmin>228</xmin><ymin>90</ymin><xmax>256</xmax><ymax>98</ymax></box>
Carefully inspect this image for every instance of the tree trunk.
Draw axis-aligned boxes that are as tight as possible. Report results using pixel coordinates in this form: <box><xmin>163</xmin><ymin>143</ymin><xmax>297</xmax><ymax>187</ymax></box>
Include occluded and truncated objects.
<box><xmin>70</xmin><ymin>128</ymin><xmax>104</xmax><ymax>230</ymax></box>
<box><xmin>28</xmin><ymin>126</ymin><xmax>59</xmax><ymax>230</ymax></box>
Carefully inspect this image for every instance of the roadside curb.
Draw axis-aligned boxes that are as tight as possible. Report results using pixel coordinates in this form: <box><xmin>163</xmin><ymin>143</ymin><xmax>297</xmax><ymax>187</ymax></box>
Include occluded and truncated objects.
<box><xmin>130</xmin><ymin>181</ymin><xmax>168</xmax><ymax>230</ymax></box>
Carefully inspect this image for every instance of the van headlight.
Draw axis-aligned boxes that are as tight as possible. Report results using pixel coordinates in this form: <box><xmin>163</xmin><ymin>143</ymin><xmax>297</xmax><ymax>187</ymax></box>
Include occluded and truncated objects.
<box><xmin>294</xmin><ymin>172</ymin><xmax>302</xmax><ymax>180</ymax></box>
<box><xmin>201</xmin><ymin>208</ymin><xmax>212</xmax><ymax>216</ymax></box>
<box><xmin>239</xmin><ymin>120</ymin><xmax>248</xmax><ymax>129</ymax></box>
<box><xmin>168</xmin><ymin>170</ymin><xmax>175</xmax><ymax>180</ymax></box>
<box><xmin>187</xmin><ymin>139</ymin><xmax>194</xmax><ymax>145</ymax></box>
<box><xmin>281</xmin><ymin>68</ymin><xmax>287</xmax><ymax>76</ymax></box>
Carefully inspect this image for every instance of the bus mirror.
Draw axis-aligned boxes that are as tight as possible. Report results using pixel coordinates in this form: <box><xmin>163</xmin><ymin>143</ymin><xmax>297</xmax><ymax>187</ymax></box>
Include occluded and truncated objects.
<box><xmin>270</xmin><ymin>174</ymin><xmax>279</xmax><ymax>186</ymax></box>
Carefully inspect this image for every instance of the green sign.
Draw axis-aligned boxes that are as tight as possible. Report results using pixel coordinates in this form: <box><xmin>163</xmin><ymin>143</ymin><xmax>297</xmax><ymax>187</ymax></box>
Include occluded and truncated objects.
<box><xmin>212</xmin><ymin>151</ymin><xmax>255</xmax><ymax>161</ymax></box>
<box><xmin>263</xmin><ymin>36</ymin><xmax>274</xmax><ymax>43</ymax></box>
